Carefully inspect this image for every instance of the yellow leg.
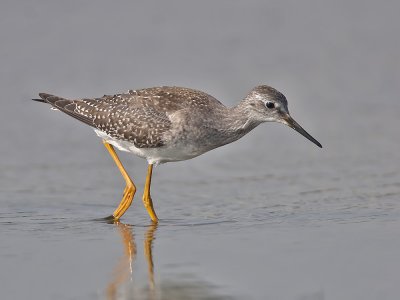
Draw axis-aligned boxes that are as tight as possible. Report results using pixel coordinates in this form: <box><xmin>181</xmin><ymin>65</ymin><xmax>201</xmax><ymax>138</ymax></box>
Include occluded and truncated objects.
<box><xmin>142</xmin><ymin>164</ymin><xmax>159</xmax><ymax>222</ymax></box>
<box><xmin>103</xmin><ymin>140</ymin><xmax>136</xmax><ymax>220</ymax></box>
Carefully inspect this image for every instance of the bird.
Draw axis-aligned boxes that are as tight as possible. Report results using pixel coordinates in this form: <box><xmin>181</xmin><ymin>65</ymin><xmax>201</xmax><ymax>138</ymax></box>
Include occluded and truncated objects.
<box><xmin>33</xmin><ymin>85</ymin><xmax>322</xmax><ymax>222</ymax></box>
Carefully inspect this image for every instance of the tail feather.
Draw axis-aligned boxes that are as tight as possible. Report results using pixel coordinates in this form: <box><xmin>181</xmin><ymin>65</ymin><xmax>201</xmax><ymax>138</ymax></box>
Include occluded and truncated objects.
<box><xmin>33</xmin><ymin>92</ymin><xmax>96</xmax><ymax>128</ymax></box>
<box><xmin>32</xmin><ymin>93</ymin><xmax>59</xmax><ymax>104</ymax></box>
<box><xmin>39</xmin><ymin>93</ymin><xmax>68</xmax><ymax>106</ymax></box>
<box><xmin>39</xmin><ymin>93</ymin><xmax>54</xmax><ymax>100</ymax></box>
<box><xmin>32</xmin><ymin>98</ymin><xmax>45</xmax><ymax>103</ymax></box>
<box><xmin>33</xmin><ymin>93</ymin><xmax>76</xmax><ymax>111</ymax></box>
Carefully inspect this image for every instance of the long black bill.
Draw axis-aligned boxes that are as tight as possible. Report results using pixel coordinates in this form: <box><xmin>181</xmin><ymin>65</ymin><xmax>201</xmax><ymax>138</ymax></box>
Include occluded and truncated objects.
<box><xmin>283</xmin><ymin>115</ymin><xmax>322</xmax><ymax>148</ymax></box>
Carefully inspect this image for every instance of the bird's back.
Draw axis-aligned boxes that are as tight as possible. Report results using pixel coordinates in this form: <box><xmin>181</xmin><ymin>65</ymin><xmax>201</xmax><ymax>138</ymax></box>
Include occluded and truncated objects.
<box><xmin>121</xmin><ymin>86</ymin><xmax>224</xmax><ymax>110</ymax></box>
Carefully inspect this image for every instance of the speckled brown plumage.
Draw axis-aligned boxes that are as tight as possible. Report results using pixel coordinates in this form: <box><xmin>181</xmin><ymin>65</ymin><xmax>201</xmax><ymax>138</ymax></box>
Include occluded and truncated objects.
<box><xmin>39</xmin><ymin>87</ymin><xmax>224</xmax><ymax>148</ymax></box>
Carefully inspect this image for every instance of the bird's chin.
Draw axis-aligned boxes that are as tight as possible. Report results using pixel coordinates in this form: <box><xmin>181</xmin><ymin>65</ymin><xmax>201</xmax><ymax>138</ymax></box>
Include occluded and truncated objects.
<box><xmin>259</xmin><ymin>115</ymin><xmax>278</xmax><ymax>123</ymax></box>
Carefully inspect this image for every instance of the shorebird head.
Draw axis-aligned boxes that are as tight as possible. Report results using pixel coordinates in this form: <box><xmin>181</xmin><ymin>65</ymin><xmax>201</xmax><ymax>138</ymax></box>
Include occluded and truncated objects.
<box><xmin>246</xmin><ymin>85</ymin><xmax>322</xmax><ymax>148</ymax></box>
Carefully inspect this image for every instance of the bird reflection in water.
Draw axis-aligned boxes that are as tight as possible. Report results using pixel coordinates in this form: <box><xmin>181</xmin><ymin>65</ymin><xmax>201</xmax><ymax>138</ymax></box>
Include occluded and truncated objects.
<box><xmin>106</xmin><ymin>222</ymin><xmax>157</xmax><ymax>300</ymax></box>
<box><xmin>106</xmin><ymin>222</ymin><xmax>234</xmax><ymax>300</ymax></box>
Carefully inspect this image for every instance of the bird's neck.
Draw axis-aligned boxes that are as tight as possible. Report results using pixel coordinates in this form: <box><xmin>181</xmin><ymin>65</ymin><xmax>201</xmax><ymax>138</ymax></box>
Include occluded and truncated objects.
<box><xmin>214</xmin><ymin>100</ymin><xmax>261</xmax><ymax>142</ymax></box>
<box><xmin>228</xmin><ymin>99</ymin><xmax>260</xmax><ymax>130</ymax></box>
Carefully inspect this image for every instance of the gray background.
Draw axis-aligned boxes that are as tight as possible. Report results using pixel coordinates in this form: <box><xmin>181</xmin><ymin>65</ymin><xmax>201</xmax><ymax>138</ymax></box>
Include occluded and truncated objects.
<box><xmin>1</xmin><ymin>1</ymin><xmax>400</xmax><ymax>299</ymax></box>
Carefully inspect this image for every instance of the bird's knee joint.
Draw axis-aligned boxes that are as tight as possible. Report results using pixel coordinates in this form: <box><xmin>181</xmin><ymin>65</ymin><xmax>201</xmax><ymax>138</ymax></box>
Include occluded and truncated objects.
<box><xmin>127</xmin><ymin>183</ymin><xmax>135</xmax><ymax>191</ymax></box>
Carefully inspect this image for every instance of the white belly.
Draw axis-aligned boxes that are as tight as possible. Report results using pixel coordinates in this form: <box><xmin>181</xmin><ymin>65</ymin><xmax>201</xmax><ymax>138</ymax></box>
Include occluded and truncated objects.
<box><xmin>94</xmin><ymin>129</ymin><xmax>203</xmax><ymax>165</ymax></box>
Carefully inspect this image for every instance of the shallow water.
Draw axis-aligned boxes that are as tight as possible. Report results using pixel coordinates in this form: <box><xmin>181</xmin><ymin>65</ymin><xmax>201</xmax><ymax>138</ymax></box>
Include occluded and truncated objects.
<box><xmin>1</xmin><ymin>1</ymin><xmax>400</xmax><ymax>299</ymax></box>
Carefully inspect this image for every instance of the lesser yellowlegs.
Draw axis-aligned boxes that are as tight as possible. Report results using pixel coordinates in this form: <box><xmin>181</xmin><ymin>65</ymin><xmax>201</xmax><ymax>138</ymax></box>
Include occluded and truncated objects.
<box><xmin>33</xmin><ymin>85</ymin><xmax>322</xmax><ymax>222</ymax></box>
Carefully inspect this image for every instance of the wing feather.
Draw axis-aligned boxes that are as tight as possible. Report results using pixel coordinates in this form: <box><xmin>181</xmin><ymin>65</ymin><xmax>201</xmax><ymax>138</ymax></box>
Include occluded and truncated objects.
<box><xmin>38</xmin><ymin>87</ymin><xmax>224</xmax><ymax>148</ymax></box>
<box><xmin>38</xmin><ymin>92</ymin><xmax>172</xmax><ymax>148</ymax></box>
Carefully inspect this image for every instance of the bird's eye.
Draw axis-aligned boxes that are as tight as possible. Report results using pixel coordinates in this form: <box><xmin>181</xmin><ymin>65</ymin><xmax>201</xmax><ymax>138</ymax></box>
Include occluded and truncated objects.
<box><xmin>265</xmin><ymin>101</ymin><xmax>275</xmax><ymax>109</ymax></box>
